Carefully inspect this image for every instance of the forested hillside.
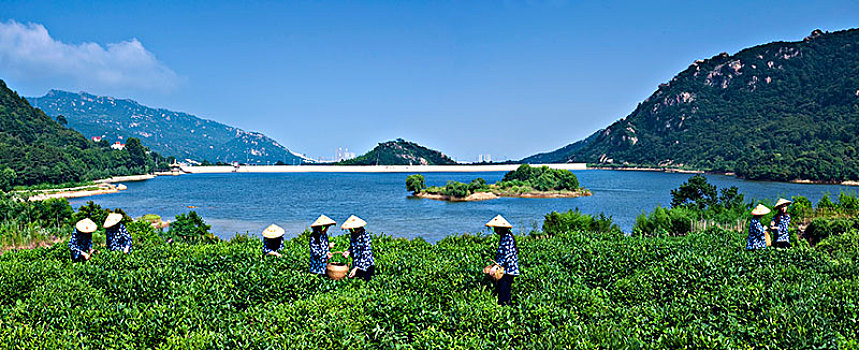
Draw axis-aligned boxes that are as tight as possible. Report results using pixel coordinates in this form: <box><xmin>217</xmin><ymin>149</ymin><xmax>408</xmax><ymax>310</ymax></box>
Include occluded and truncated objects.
<box><xmin>531</xmin><ymin>29</ymin><xmax>859</xmax><ymax>182</ymax></box>
<box><xmin>340</xmin><ymin>138</ymin><xmax>457</xmax><ymax>165</ymax></box>
<box><xmin>0</xmin><ymin>79</ymin><xmax>168</xmax><ymax>188</ymax></box>
<box><xmin>28</xmin><ymin>90</ymin><xmax>310</xmax><ymax>165</ymax></box>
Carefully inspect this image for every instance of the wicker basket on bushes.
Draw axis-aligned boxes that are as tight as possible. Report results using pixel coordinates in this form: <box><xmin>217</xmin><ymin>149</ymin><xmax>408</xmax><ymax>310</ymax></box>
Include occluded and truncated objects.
<box><xmin>483</xmin><ymin>260</ymin><xmax>505</xmax><ymax>281</ymax></box>
<box><xmin>326</xmin><ymin>251</ymin><xmax>349</xmax><ymax>280</ymax></box>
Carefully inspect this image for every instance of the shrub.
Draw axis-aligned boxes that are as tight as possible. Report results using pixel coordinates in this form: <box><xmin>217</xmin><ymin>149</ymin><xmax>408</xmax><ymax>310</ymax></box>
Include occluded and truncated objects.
<box><xmin>167</xmin><ymin>211</ymin><xmax>217</xmax><ymax>244</ymax></box>
<box><xmin>405</xmin><ymin>174</ymin><xmax>426</xmax><ymax>194</ymax></box>
<box><xmin>817</xmin><ymin>193</ymin><xmax>837</xmax><ymax>209</ymax></box>
<box><xmin>442</xmin><ymin>181</ymin><xmax>470</xmax><ymax>198</ymax></box>
<box><xmin>633</xmin><ymin>206</ymin><xmax>698</xmax><ymax>236</ymax></box>
<box><xmin>804</xmin><ymin>217</ymin><xmax>859</xmax><ymax>245</ymax></box>
<box><xmin>543</xmin><ymin>209</ymin><xmax>621</xmax><ymax>235</ymax></box>
<box><xmin>815</xmin><ymin>229</ymin><xmax>859</xmax><ymax>259</ymax></box>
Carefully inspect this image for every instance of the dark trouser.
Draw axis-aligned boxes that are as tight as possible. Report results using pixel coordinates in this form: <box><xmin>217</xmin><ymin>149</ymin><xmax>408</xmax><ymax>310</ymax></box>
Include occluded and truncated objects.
<box><xmin>493</xmin><ymin>274</ymin><xmax>516</xmax><ymax>306</ymax></box>
<box><xmin>355</xmin><ymin>265</ymin><xmax>375</xmax><ymax>281</ymax></box>
<box><xmin>772</xmin><ymin>241</ymin><xmax>791</xmax><ymax>249</ymax></box>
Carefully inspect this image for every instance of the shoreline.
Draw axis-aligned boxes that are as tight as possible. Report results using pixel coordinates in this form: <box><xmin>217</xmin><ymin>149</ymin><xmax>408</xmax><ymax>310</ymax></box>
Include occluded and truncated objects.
<box><xmin>592</xmin><ymin>166</ymin><xmax>859</xmax><ymax>186</ymax></box>
<box><xmin>414</xmin><ymin>189</ymin><xmax>592</xmax><ymax>202</ymax></box>
<box><xmin>181</xmin><ymin>163</ymin><xmax>587</xmax><ymax>173</ymax></box>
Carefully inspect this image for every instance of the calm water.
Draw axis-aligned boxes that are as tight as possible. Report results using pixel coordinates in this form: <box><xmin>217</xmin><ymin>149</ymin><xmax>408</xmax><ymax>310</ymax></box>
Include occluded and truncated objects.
<box><xmin>69</xmin><ymin>170</ymin><xmax>853</xmax><ymax>242</ymax></box>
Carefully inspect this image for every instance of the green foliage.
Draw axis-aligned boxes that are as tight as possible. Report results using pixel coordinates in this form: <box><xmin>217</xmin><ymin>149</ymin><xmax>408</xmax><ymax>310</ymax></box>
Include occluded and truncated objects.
<box><xmin>405</xmin><ymin>174</ymin><xmax>426</xmax><ymax>194</ymax></box>
<box><xmin>0</xmin><ymin>79</ymin><xmax>170</xmax><ymax>187</ymax></box>
<box><xmin>468</xmin><ymin>177</ymin><xmax>487</xmax><ymax>192</ymax></box>
<box><xmin>670</xmin><ymin>175</ymin><xmax>744</xmax><ymax>211</ymax></box>
<box><xmin>0</xmin><ymin>168</ymin><xmax>15</xmax><ymax>192</ymax></box>
<box><xmin>441</xmin><ymin>180</ymin><xmax>470</xmax><ymax>198</ymax></box>
<box><xmin>632</xmin><ymin>206</ymin><xmax>699</xmax><ymax>236</ymax></box>
<box><xmin>502</xmin><ymin>164</ymin><xmax>579</xmax><ymax>191</ymax></box>
<box><xmin>340</xmin><ymin>138</ymin><xmax>457</xmax><ymax>165</ymax></box>
<box><xmin>1</xmin><ymin>228</ymin><xmax>857</xmax><ymax>348</ymax></box>
<box><xmin>838</xmin><ymin>191</ymin><xmax>859</xmax><ymax>210</ymax></box>
<box><xmin>804</xmin><ymin>217</ymin><xmax>859</xmax><ymax>246</ymax></box>
<box><xmin>538</xmin><ymin>29</ymin><xmax>859</xmax><ymax>182</ymax></box>
<box><xmin>542</xmin><ymin>208</ymin><xmax>621</xmax><ymax>235</ymax></box>
<box><xmin>167</xmin><ymin>211</ymin><xmax>217</xmax><ymax>244</ymax></box>
<box><xmin>818</xmin><ymin>193</ymin><xmax>837</xmax><ymax>208</ymax></box>
<box><xmin>789</xmin><ymin>195</ymin><xmax>813</xmax><ymax>218</ymax></box>
<box><xmin>815</xmin><ymin>229</ymin><xmax>859</xmax><ymax>259</ymax></box>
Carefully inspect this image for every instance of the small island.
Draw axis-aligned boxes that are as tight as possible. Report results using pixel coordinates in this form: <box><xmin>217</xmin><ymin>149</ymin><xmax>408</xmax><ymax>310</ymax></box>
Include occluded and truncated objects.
<box><xmin>406</xmin><ymin>164</ymin><xmax>592</xmax><ymax>202</ymax></box>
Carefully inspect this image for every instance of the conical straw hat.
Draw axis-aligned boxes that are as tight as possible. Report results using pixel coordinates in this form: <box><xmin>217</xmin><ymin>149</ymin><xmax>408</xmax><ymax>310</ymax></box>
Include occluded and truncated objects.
<box><xmin>262</xmin><ymin>224</ymin><xmax>285</xmax><ymax>238</ymax></box>
<box><xmin>341</xmin><ymin>215</ymin><xmax>367</xmax><ymax>230</ymax></box>
<box><xmin>311</xmin><ymin>215</ymin><xmax>336</xmax><ymax>227</ymax></box>
<box><xmin>774</xmin><ymin>198</ymin><xmax>792</xmax><ymax>208</ymax></box>
<box><xmin>485</xmin><ymin>215</ymin><xmax>512</xmax><ymax>228</ymax></box>
<box><xmin>751</xmin><ymin>204</ymin><xmax>771</xmax><ymax>216</ymax></box>
<box><xmin>103</xmin><ymin>213</ymin><xmax>123</xmax><ymax>228</ymax></box>
<box><xmin>76</xmin><ymin>218</ymin><xmax>97</xmax><ymax>233</ymax></box>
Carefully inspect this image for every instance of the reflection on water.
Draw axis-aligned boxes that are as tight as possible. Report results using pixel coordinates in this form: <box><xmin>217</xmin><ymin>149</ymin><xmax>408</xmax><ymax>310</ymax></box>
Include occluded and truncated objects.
<box><xmin>69</xmin><ymin>170</ymin><xmax>852</xmax><ymax>242</ymax></box>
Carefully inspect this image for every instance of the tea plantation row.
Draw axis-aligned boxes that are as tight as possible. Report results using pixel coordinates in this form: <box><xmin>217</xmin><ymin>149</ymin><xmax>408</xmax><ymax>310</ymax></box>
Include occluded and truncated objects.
<box><xmin>1</xmin><ymin>228</ymin><xmax>857</xmax><ymax>349</ymax></box>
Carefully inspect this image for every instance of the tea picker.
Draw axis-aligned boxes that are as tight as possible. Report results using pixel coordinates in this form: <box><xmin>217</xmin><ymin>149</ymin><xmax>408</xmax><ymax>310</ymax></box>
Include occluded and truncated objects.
<box><xmin>309</xmin><ymin>215</ymin><xmax>337</xmax><ymax>276</ymax></box>
<box><xmin>486</xmin><ymin>215</ymin><xmax>520</xmax><ymax>306</ymax></box>
<box><xmin>261</xmin><ymin>224</ymin><xmax>286</xmax><ymax>257</ymax></box>
<box><xmin>770</xmin><ymin>198</ymin><xmax>792</xmax><ymax>249</ymax></box>
<box><xmin>103</xmin><ymin>212</ymin><xmax>133</xmax><ymax>254</ymax></box>
<box><xmin>69</xmin><ymin>218</ymin><xmax>98</xmax><ymax>262</ymax></box>
<box><xmin>342</xmin><ymin>215</ymin><xmax>376</xmax><ymax>281</ymax></box>
<box><xmin>746</xmin><ymin>204</ymin><xmax>770</xmax><ymax>250</ymax></box>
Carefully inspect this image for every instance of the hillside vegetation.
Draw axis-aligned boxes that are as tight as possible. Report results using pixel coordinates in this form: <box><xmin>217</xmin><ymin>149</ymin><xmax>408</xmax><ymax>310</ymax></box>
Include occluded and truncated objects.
<box><xmin>340</xmin><ymin>139</ymin><xmax>457</xmax><ymax>165</ymax></box>
<box><xmin>531</xmin><ymin>29</ymin><xmax>859</xmax><ymax>182</ymax></box>
<box><xmin>0</xmin><ymin>80</ymin><xmax>169</xmax><ymax>188</ymax></box>
<box><xmin>27</xmin><ymin>90</ymin><xmax>309</xmax><ymax>165</ymax></box>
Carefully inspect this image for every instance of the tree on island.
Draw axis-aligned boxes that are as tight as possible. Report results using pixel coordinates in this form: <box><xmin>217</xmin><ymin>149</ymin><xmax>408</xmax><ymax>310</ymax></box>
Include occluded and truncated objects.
<box><xmin>406</xmin><ymin>174</ymin><xmax>426</xmax><ymax>194</ymax></box>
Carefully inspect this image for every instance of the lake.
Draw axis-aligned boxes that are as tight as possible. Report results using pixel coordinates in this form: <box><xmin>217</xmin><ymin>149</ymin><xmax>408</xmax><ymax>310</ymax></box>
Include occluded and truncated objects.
<box><xmin>69</xmin><ymin>170</ymin><xmax>853</xmax><ymax>242</ymax></box>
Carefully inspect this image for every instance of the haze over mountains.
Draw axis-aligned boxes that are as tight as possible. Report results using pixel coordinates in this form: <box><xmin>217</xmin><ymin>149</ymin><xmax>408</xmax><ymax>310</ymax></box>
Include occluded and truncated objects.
<box><xmin>27</xmin><ymin>90</ymin><xmax>310</xmax><ymax>165</ymax></box>
<box><xmin>525</xmin><ymin>29</ymin><xmax>859</xmax><ymax>182</ymax></box>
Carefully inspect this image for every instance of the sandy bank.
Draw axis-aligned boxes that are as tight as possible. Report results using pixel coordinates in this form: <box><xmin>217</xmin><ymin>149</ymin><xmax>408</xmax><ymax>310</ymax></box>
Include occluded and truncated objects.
<box><xmin>181</xmin><ymin>163</ymin><xmax>587</xmax><ymax>174</ymax></box>
<box><xmin>414</xmin><ymin>192</ymin><xmax>500</xmax><ymax>202</ymax></box>
<box><xmin>414</xmin><ymin>189</ymin><xmax>591</xmax><ymax>202</ymax></box>
<box><xmin>95</xmin><ymin>174</ymin><xmax>157</xmax><ymax>183</ymax></box>
<box><xmin>790</xmin><ymin>179</ymin><xmax>859</xmax><ymax>186</ymax></box>
<box><xmin>27</xmin><ymin>183</ymin><xmax>130</xmax><ymax>201</ymax></box>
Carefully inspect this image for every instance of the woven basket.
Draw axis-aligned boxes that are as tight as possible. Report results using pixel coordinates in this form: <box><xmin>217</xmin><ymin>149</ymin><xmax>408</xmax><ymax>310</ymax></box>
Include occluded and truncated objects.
<box><xmin>326</xmin><ymin>251</ymin><xmax>349</xmax><ymax>280</ymax></box>
<box><xmin>483</xmin><ymin>262</ymin><xmax>505</xmax><ymax>281</ymax></box>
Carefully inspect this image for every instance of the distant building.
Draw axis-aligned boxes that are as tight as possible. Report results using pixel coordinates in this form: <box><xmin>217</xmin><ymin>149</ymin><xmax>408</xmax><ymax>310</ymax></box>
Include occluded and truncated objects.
<box><xmin>91</xmin><ymin>136</ymin><xmax>102</xmax><ymax>142</ymax></box>
<box><xmin>478</xmin><ymin>154</ymin><xmax>492</xmax><ymax>163</ymax></box>
<box><xmin>110</xmin><ymin>141</ymin><xmax>125</xmax><ymax>150</ymax></box>
<box><xmin>335</xmin><ymin>147</ymin><xmax>356</xmax><ymax>162</ymax></box>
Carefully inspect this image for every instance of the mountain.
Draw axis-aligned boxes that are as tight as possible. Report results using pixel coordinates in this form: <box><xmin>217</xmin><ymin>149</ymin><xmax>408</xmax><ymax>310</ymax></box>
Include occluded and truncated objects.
<box><xmin>521</xmin><ymin>130</ymin><xmax>601</xmax><ymax>164</ymax></box>
<box><xmin>0</xmin><ymin>79</ymin><xmax>168</xmax><ymax>187</ymax></box>
<box><xmin>27</xmin><ymin>90</ymin><xmax>311</xmax><ymax>165</ymax></box>
<box><xmin>527</xmin><ymin>29</ymin><xmax>859</xmax><ymax>182</ymax></box>
<box><xmin>339</xmin><ymin>138</ymin><xmax>458</xmax><ymax>165</ymax></box>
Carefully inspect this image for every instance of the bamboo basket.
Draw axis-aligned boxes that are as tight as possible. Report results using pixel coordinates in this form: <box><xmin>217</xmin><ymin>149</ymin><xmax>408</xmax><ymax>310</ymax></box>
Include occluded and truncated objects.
<box><xmin>326</xmin><ymin>251</ymin><xmax>349</xmax><ymax>280</ymax></box>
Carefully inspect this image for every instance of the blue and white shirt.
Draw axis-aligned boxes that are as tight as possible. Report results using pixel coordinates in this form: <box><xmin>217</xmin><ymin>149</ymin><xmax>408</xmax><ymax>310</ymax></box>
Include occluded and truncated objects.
<box><xmin>773</xmin><ymin>213</ymin><xmax>790</xmax><ymax>243</ymax></box>
<box><xmin>495</xmin><ymin>232</ymin><xmax>520</xmax><ymax>276</ymax></box>
<box><xmin>106</xmin><ymin>223</ymin><xmax>133</xmax><ymax>253</ymax></box>
<box><xmin>68</xmin><ymin>229</ymin><xmax>92</xmax><ymax>260</ymax></box>
<box><xmin>349</xmin><ymin>229</ymin><xmax>375</xmax><ymax>271</ymax></box>
<box><xmin>746</xmin><ymin>218</ymin><xmax>767</xmax><ymax>250</ymax></box>
<box><xmin>309</xmin><ymin>231</ymin><xmax>330</xmax><ymax>274</ymax></box>
<box><xmin>262</xmin><ymin>237</ymin><xmax>284</xmax><ymax>255</ymax></box>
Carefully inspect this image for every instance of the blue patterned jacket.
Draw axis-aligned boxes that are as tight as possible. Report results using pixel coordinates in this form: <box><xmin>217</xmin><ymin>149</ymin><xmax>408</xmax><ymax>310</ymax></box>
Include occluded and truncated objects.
<box><xmin>495</xmin><ymin>232</ymin><xmax>520</xmax><ymax>276</ymax></box>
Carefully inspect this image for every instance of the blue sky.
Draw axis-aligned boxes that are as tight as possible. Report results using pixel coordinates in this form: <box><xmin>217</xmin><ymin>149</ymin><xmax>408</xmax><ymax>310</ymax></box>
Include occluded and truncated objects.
<box><xmin>1</xmin><ymin>1</ymin><xmax>858</xmax><ymax>161</ymax></box>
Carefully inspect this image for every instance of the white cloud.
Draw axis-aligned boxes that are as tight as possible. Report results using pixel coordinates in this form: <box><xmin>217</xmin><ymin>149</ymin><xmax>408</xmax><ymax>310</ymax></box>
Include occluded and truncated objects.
<box><xmin>0</xmin><ymin>19</ymin><xmax>180</xmax><ymax>93</ymax></box>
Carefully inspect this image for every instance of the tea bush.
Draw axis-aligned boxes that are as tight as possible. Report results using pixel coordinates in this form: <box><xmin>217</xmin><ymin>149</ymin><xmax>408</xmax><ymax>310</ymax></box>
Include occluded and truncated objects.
<box><xmin>542</xmin><ymin>209</ymin><xmax>621</xmax><ymax>235</ymax></box>
<box><xmin>1</xmin><ymin>225</ymin><xmax>857</xmax><ymax>349</ymax></box>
